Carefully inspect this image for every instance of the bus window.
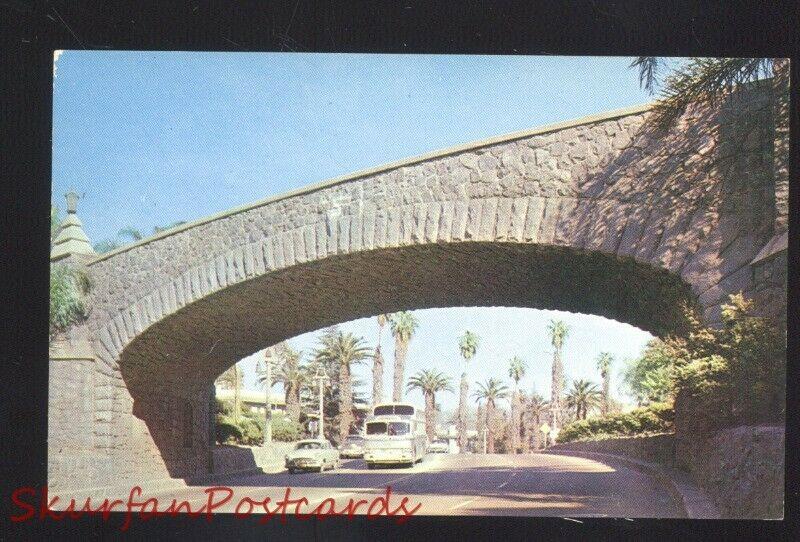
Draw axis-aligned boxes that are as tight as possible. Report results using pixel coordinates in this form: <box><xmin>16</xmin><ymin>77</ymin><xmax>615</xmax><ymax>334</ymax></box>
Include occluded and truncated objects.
<box><xmin>373</xmin><ymin>405</ymin><xmax>416</xmax><ymax>416</ymax></box>
<box><xmin>366</xmin><ymin>422</ymin><xmax>387</xmax><ymax>435</ymax></box>
<box><xmin>387</xmin><ymin>422</ymin><xmax>410</xmax><ymax>436</ymax></box>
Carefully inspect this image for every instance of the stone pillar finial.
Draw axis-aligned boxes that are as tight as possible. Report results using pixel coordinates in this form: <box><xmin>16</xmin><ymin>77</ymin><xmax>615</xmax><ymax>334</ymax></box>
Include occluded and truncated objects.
<box><xmin>51</xmin><ymin>189</ymin><xmax>96</xmax><ymax>261</ymax></box>
<box><xmin>65</xmin><ymin>190</ymin><xmax>80</xmax><ymax>214</ymax></box>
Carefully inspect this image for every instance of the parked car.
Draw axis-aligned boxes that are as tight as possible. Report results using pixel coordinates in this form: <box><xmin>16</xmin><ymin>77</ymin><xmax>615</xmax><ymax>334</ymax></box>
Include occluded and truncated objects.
<box><xmin>427</xmin><ymin>438</ymin><xmax>449</xmax><ymax>454</ymax></box>
<box><xmin>339</xmin><ymin>434</ymin><xmax>366</xmax><ymax>458</ymax></box>
<box><xmin>285</xmin><ymin>439</ymin><xmax>340</xmax><ymax>473</ymax></box>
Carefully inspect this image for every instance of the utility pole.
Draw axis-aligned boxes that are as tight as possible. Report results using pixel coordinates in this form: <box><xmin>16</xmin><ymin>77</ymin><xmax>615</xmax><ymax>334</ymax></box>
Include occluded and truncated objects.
<box><xmin>263</xmin><ymin>348</ymin><xmax>273</xmax><ymax>446</ymax></box>
<box><xmin>313</xmin><ymin>367</ymin><xmax>329</xmax><ymax>440</ymax></box>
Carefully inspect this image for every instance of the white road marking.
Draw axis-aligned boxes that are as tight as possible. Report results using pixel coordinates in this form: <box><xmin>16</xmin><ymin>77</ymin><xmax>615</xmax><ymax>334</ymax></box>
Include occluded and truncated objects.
<box><xmin>563</xmin><ymin>517</ymin><xmax>583</xmax><ymax>523</ymax></box>
<box><xmin>451</xmin><ymin>498</ymin><xmax>479</xmax><ymax>510</ymax></box>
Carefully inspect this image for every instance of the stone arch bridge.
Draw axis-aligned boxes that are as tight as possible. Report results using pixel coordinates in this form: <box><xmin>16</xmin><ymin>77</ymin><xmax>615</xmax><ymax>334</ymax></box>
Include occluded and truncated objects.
<box><xmin>49</xmin><ymin>84</ymin><xmax>787</xmax><ymax>492</ymax></box>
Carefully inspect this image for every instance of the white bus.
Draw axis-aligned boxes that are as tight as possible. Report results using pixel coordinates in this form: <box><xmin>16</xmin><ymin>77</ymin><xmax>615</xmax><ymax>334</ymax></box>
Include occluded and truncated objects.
<box><xmin>363</xmin><ymin>403</ymin><xmax>427</xmax><ymax>468</ymax></box>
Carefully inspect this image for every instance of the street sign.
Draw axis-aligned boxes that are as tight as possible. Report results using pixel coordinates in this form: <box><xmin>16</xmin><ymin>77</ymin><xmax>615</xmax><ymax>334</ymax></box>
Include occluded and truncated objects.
<box><xmin>539</xmin><ymin>423</ymin><xmax>550</xmax><ymax>434</ymax></box>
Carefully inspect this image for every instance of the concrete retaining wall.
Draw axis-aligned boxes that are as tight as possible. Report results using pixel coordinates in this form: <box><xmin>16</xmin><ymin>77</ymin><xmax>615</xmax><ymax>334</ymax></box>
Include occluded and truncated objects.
<box><xmin>209</xmin><ymin>442</ymin><xmax>296</xmax><ymax>478</ymax></box>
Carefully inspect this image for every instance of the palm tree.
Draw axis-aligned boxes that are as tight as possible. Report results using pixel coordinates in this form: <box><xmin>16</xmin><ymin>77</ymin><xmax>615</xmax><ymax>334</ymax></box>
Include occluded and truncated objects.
<box><xmin>630</xmin><ymin>57</ymin><xmax>781</xmax><ymax>129</ymax></box>
<box><xmin>547</xmin><ymin>320</ymin><xmax>569</xmax><ymax>431</ymax></box>
<box><xmin>507</xmin><ymin>356</ymin><xmax>527</xmax><ymax>454</ymax></box>
<box><xmin>314</xmin><ymin>330</ymin><xmax>372</xmax><ymax>442</ymax></box>
<box><xmin>118</xmin><ymin>227</ymin><xmax>144</xmax><ymax>242</ymax></box>
<box><xmin>475</xmin><ymin>401</ymin><xmax>485</xmax><ymax>453</ymax></box>
<box><xmin>526</xmin><ymin>392</ymin><xmax>548</xmax><ymax>450</ymax></box>
<box><xmin>566</xmin><ymin>379</ymin><xmax>602</xmax><ymax>421</ymax></box>
<box><xmin>472</xmin><ymin>378</ymin><xmax>509</xmax><ymax>454</ymax></box>
<box><xmin>259</xmin><ymin>343</ymin><xmax>307</xmax><ymax>423</ymax></box>
<box><xmin>457</xmin><ymin>330</ymin><xmax>479</xmax><ymax>451</ymax></box>
<box><xmin>372</xmin><ymin>314</ymin><xmax>388</xmax><ymax>406</ymax></box>
<box><xmin>407</xmin><ymin>369</ymin><xmax>453</xmax><ymax>442</ymax></box>
<box><xmin>389</xmin><ymin>312</ymin><xmax>419</xmax><ymax>402</ymax></box>
<box><xmin>596</xmin><ymin>352</ymin><xmax>614</xmax><ymax>417</ymax></box>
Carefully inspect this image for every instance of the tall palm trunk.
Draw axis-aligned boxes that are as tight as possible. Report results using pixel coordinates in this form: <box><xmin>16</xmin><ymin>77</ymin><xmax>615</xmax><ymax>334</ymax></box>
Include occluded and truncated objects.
<box><xmin>373</xmin><ymin>345</ymin><xmax>384</xmax><ymax>405</ymax></box>
<box><xmin>339</xmin><ymin>362</ymin><xmax>353</xmax><ymax>442</ymax></box>
<box><xmin>550</xmin><ymin>349</ymin><xmax>563</xmax><ymax>430</ymax></box>
<box><xmin>486</xmin><ymin>399</ymin><xmax>496</xmax><ymax>453</ymax></box>
<box><xmin>601</xmin><ymin>371</ymin><xmax>610</xmax><ymax>417</ymax></box>
<box><xmin>392</xmin><ymin>336</ymin><xmax>408</xmax><ymax>401</ymax></box>
<box><xmin>510</xmin><ymin>385</ymin><xmax>520</xmax><ymax>454</ymax></box>
<box><xmin>531</xmin><ymin>409</ymin><xmax>541</xmax><ymax>450</ymax></box>
<box><xmin>424</xmin><ymin>392</ymin><xmax>436</xmax><ymax>442</ymax></box>
<box><xmin>286</xmin><ymin>382</ymin><xmax>301</xmax><ymax>422</ymax></box>
<box><xmin>520</xmin><ymin>394</ymin><xmax>530</xmax><ymax>453</ymax></box>
<box><xmin>457</xmin><ymin>372</ymin><xmax>468</xmax><ymax>450</ymax></box>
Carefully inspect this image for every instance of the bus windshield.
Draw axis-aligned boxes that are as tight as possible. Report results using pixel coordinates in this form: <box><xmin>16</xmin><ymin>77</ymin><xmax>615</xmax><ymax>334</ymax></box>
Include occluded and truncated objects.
<box><xmin>373</xmin><ymin>405</ymin><xmax>415</xmax><ymax>416</ymax></box>
<box><xmin>366</xmin><ymin>421</ymin><xmax>410</xmax><ymax>436</ymax></box>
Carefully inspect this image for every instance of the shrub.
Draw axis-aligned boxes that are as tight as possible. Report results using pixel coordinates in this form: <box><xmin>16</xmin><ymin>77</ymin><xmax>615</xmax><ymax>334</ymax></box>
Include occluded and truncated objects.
<box><xmin>271</xmin><ymin>416</ymin><xmax>303</xmax><ymax>442</ymax></box>
<box><xmin>49</xmin><ymin>264</ymin><xmax>88</xmax><ymax>336</ymax></box>
<box><xmin>556</xmin><ymin>402</ymin><xmax>674</xmax><ymax>443</ymax></box>
<box><xmin>216</xmin><ymin>421</ymin><xmax>243</xmax><ymax>444</ymax></box>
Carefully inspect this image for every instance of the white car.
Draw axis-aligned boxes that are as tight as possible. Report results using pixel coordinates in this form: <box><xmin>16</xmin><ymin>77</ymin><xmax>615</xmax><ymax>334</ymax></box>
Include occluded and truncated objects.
<box><xmin>284</xmin><ymin>439</ymin><xmax>340</xmax><ymax>473</ymax></box>
<box><xmin>427</xmin><ymin>438</ymin><xmax>449</xmax><ymax>453</ymax></box>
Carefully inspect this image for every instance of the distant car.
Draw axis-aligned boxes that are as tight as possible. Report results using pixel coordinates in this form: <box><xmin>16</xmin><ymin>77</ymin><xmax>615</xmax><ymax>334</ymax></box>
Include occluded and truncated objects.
<box><xmin>427</xmin><ymin>438</ymin><xmax>449</xmax><ymax>454</ymax></box>
<box><xmin>339</xmin><ymin>435</ymin><xmax>365</xmax><ymax>458</ymax></box>
<box><xmin>285</xmin><ymin>439</ymin><xmax>340</xmax><ymax>473</ymax></box>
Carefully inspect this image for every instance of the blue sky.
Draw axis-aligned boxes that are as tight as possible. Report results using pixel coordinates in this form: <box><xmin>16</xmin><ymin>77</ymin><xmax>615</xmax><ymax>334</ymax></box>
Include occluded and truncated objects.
<box><xmin>52</xmin><ymin>52</ymin><xmax>656</xmax><ymax>410</ymax></box>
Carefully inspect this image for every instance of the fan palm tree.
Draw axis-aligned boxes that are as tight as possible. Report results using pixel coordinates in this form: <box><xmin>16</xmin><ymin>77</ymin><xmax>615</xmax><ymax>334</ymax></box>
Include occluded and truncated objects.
<box><xmin>526</xmin><ymin>392</ymin><xmax>548</xmax><ymax>450</ymax></box>
<box><xmin>547</xmin><ymin>320</ymin><xmax>569</xmax><ymax>430</ymax></box>
<box><xmin>407</xmin><ymin>369</ymin><xmax>453</xmax><ymax>442</ymax></box>
<box><xmin>258</xmin><ymin>343</ymin><xmax>307</xmax><ymax>423</ymax></box>
<box><xmin>472</xmin><ymin>378</ymin><xmax>509</xmax><ymax>454</ymax></box>
<box><xmin>389</xmin><ymin>312</ymin><xmax>419</xmax><ymax>401</ymax></box>
<box><xmin>372</xmin><ymin>314</ymin><xmax>389</xmax><ymax>406</ymax></box>
<box><xmin>507</xmin><ymin>356</ymin><xmax>527</xmax><ymax>454</ymax></box>
<box><xmin>118</xmin><ymin>227</ymin><xmax>144</xmax><ymax>242</ymax></box>
<box><xmin>566</xmin><ymin>379</ymin><xmax>602</xmax><ymax>421</ymax></box>
<box><xmin>630</xmin><ymin>57</ymin><xmax>782</xmax><ymax>129</ymax></box>
<box><xmin>457</xmin><ymin>330</ymin><xmax>479</xmax><ymax>451</ymax></box>
<box><xmin>314</xmin><ymin>330</ymin><xmax>373</xmax><ymax>442</ymax></box>
<box><xmin>596</xmin><ymin>352</ymin><xmax>614</xmax><ymax>416</ymax></box>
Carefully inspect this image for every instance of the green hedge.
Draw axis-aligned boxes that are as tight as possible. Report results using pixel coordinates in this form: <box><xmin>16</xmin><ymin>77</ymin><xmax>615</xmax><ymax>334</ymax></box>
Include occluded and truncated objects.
<box><xmin>215</xmin><ymin>412</ymin><xmax>304</xmax><ymax>445</ymax></box>
<box><xmin>556</xmin><ymin>402</ymin><xmax>674</xmax><ymax>443</ymax></box>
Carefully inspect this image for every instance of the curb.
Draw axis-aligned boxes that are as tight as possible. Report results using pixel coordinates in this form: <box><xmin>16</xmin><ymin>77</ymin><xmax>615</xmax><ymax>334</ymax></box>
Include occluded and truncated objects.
<box><xmin>544</xmin><ymin>449</ymin><xmax>720</xmax><ymax>519</ymax></box>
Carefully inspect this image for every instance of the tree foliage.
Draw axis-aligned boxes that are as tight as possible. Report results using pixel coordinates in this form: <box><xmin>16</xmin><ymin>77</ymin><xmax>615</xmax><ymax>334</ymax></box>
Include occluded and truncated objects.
<box><xmin>49</xmin><ymin>264</ymin><xmax>89</xmax><ymax>336</ymax></box>
<box><xmin>631</xmin><ymin>57</ymin><xmax>776</xmax><ymax>129</ymax></box>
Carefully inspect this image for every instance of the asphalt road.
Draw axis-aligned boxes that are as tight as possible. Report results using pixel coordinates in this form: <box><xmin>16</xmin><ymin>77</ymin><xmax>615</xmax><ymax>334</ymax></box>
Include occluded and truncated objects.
<box><xmin>146</xmin><ymin>452</ymin><xmax>683</xmax><ymax>519</ymax></box>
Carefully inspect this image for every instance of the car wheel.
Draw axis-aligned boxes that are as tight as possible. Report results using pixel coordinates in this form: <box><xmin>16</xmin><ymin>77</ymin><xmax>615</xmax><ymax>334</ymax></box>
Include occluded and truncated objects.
<box><xmin>288</xmin><ymin>468</ymin><xmax>295</xmax><ymax>474</ymax></box>
<box><xmin>367</xmin><ymin>463</ymin><xmax>375</xmax><ymax>470</ymax></box>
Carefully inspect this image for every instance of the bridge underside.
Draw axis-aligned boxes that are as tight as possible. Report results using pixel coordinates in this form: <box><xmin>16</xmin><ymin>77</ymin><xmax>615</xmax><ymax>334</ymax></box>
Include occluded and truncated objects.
<box><xmin>110</xmin><ymin>241</ymin><xmax>695</xmax><ymax>482</ymax></box>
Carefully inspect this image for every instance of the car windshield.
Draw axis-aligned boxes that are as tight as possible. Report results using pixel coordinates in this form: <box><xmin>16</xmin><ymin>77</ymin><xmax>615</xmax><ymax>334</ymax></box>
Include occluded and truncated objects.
<box><xmin>296</xmin><ymin>442</ymin><xmax>322</xmax><ymax>450</ymax></box>
<box><xmin>434</xmin><ymin>439</ymin><xmax>447</xmax><ymax>444</ymax></box>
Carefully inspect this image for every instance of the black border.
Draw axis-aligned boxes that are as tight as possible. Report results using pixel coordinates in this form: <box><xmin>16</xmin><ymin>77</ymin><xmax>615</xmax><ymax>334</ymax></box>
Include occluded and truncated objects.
<box><xmin>2</xmin><ymin>1</ymin><xmax>797</xmax><ymax>539</ymax></box>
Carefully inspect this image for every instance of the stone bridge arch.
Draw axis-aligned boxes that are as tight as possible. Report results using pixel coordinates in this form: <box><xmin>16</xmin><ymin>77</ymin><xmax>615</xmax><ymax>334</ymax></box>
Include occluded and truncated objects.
<box><xmin>49</xmin><ymin>82</ymin><xmax>786</xmax><ymax>491</ymax></box>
